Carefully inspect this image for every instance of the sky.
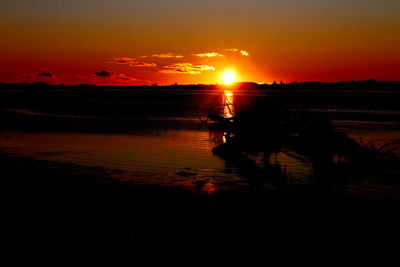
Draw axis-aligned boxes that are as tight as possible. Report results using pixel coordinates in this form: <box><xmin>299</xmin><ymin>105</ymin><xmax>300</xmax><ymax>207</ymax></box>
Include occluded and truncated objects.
<box><xmin>1</xmin><ymin>0</ymin><xmax>400</xmax><ymax>85</ymax></box>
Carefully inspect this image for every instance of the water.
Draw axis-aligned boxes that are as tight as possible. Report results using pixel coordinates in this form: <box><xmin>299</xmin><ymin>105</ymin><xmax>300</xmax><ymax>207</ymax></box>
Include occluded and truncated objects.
<box><xmin>0</xmin><ymin>130</ymin><xmax>246</xmax><ymax>192</ymax></box>
<box><xmin>0</xmin><ymin>89</ymin><xmax>257</xmax><ymax>192</ymax></box>
<box><xmin>1</xmin><ymin>87</ymin><xmax>399</xmax><ymax>194</ymax></box>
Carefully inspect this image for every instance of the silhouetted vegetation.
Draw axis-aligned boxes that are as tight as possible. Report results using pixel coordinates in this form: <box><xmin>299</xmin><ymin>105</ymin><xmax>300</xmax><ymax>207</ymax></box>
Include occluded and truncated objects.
<box><xmin>210</xmin><ymin>96</ymin><xmax>400</xmax><ymax>186</ymax></box>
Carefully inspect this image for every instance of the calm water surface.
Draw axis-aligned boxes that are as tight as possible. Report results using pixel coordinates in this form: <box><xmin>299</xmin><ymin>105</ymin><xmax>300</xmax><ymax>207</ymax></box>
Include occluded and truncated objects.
<box><xmin>1</xmin><ymin>88</ymin><xmax>399</xmax><ymax>194</ymax></box>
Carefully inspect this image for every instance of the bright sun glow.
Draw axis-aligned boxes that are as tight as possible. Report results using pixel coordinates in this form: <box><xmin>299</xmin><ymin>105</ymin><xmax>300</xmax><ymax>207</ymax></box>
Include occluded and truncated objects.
<box><xmin>222</xmin><ymin>71</ymin><xmax>236</xmax><ymax>85</ymax></box>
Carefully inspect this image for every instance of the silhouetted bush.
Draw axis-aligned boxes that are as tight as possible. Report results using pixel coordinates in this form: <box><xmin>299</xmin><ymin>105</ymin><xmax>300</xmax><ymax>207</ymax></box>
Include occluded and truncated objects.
<box><xmin>209</xmin><ymin>96</ymin><xmax>399</xmax><ymax>175</ymax></box>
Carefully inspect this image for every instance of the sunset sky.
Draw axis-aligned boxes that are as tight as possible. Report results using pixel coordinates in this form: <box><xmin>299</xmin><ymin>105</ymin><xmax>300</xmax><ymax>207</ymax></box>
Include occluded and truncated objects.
<box><xmin>1</xmin><ymin>0</ymin><xmax>399</xmax><ymax>85</ymax></box>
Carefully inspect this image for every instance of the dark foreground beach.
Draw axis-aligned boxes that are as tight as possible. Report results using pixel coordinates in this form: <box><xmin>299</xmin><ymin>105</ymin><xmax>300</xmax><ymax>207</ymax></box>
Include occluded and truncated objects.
<box><xmin>4</xmin><ymin>150</ymin><xmax>400</xmax><ymax>257</ymax></box>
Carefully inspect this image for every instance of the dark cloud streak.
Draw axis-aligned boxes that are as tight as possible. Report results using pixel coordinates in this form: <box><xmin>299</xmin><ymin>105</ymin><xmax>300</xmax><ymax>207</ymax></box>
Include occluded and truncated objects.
<box><xmin>94</xmin><ymin>70</ymin><xmax>113</xmax><ymax>77</ymax></box>
<box><xmin>38</xmin><ymin>72</ymin><xmax>55</xmax><ymax>78</ymax></box>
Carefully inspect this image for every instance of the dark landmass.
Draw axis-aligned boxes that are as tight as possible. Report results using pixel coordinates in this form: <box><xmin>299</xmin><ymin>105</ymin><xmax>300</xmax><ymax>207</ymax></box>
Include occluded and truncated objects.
<box><xmin>1</xmin><ymin>79</ymin><xmax>400</xmax><ymax>91</ymax></box>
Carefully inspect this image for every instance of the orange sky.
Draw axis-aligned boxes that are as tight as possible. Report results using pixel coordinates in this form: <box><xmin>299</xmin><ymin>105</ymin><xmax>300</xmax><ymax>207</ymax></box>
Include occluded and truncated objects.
<box><xmin>1</xmin><ymin>0</ymin><xmax>399</xmax><ymax>85</ymax></box>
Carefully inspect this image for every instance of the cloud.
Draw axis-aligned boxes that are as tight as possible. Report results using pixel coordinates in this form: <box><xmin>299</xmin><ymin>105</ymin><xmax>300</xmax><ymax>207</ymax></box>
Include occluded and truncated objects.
<box><xmin>152</xmin><ymin>53</ymin><xmax>184</xmax><ymax>58</ymax></box>
<box><xmin>225</xmin><ymin>48</ymin><xmax>250</xmax><ymax>56</ymax></box>
<box><xmin>92</xmin><ymin>71</ymin><xmax>142</xmax><ymax>83</ymax></box>
<box><xmin>160</xmin><ymin>63</ymin><xmax>215</xmax><ymax>74</ymax></box>
<box><xmin>113</xmin><ymin>57</ymin><xmax>156</xmax><ymax>67</ymax></box>
<box><xmin>18</xmin><ymin>72</ymin><xmax>57</xmax><ymax>82</ymax></box>
<box><xmin>193</xmin><ymin>52</ymin><xmax>224</xmax><ymax>58</ymax></box>
<box><xmin>38</xmin><ymin>72</ymin><xmax>55</xmax><ymax>78</ymax></box>
<box><xmin>129</xmin><ymin>61</ymin><xmax>156</xmax><ymax>67</ymax></box>
<box><xmin>94</xmin><ymin>70</ymin><xmax>114</xmax><ymax>77</ymax></box>
<box><xmin>113</xmin><ymin>57</ymin><xmax>135</xmax><ymax>64</ymax></box>
<box><xmin>240</xmin><ymin>50</ymin><xmax>250</xmax><ymax>56</ymax></box>
<box><xmin>113</xmin><ymin>73</ymin><xmax>140</xmax><ymax>82</ymax></box>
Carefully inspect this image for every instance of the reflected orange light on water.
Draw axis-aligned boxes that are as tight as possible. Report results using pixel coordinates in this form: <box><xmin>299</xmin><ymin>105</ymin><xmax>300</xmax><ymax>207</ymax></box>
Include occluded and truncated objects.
<box><xmin>223</xmin><ymin>90</ymin><xmax>235</xmax><ymax>118</ymax></box>
<box><xmin>0</xmin><ymin>130</ymin><xmax>242</xmax><ymax>193</ymax></box>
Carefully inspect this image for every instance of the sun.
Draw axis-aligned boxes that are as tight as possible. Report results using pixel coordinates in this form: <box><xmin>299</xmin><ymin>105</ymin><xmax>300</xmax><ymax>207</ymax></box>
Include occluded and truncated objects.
<box><xmin>222</xmin><ymin>71</ymin><xmax>236</xmax><ymax>85</ymax></box>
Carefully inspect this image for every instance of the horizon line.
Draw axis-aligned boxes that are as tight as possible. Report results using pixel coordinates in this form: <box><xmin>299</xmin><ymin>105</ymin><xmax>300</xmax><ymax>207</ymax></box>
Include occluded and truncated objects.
<box><xmin>2</xmin><ymin>79</ymin><xmax>399</xmax><ymax>88</ymax></box>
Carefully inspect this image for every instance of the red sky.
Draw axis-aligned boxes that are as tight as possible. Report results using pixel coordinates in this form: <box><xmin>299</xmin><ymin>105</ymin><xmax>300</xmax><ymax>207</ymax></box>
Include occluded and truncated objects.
<box><xmin>1</xmin><ymin>0</ymin><xmax>399</xmax><ymax>85</ymax></box>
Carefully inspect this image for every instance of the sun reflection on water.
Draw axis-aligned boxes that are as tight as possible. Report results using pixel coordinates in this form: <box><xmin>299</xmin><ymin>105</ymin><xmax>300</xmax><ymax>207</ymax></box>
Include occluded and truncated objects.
<box><xmin>223</xmin><ymin>90</ymin><xmax>235</xmax><ymax>118</ymax></box>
